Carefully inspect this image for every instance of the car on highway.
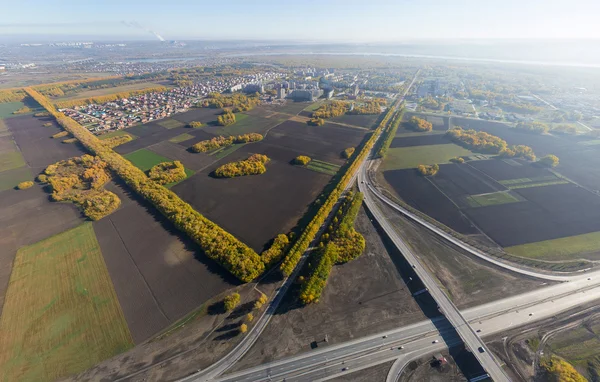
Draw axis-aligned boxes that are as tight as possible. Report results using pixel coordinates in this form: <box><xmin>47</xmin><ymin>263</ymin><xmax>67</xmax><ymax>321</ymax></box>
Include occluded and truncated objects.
<box><xmin>432</xmin><ymin>340</ymin><xmax>439</xmax><ymax>343</ymax></box>
<box><xmin>529</xmin><ymin>313</ymin><xmax>534</xmax><ymax>316</ymax></box>
<box><xmin>342</xmin><ymin>367</ymin><xmax>349</xmax><ymax>371</ymax></box>
<box><xmin>476</xmin><ymin>329</ymin><xmax>481</xmax><ymax>333</ymax></box>
<box><xmin>382</xmin><ymin>335</ymin><xmax>388</xmax><ymax>338</ymax></box>
<box><xmin>478</xmin><ymin>347</ymin><xmax>486</xmax><ymax>353</ymax></box>
<box><xmin>398</xmin><ymin>346</ymin><xmax>404</xmax><ymax>349</ymax></box>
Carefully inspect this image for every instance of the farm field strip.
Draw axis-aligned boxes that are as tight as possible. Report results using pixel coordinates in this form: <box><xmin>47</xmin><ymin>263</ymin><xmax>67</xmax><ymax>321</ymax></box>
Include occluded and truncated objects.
<box><xmin>168</xmin><ymin>133</ymin><xmax>195</xmax><ymax>143</ymax></box>
<box><xmin>506</xmin><ymin>180</ymin><xmax>570</xmax><ymax>189</ymax></box>
<box><xmin>381</xmin><ymin>143</ymin><xmax>473</xmax><ymax>171</ymax></box>
<box><xmin>123</xmin><ymin>148</ymin><xmax>172</xmax><ymax>172</ymax></box>
<box><xmin>306</xmin><ymin>159</ymin><xmax>341</xmax><ymax>175</ymax></box>
<box><xmin>158</xmin><ymin>119</ymin><xmax>185</xmax><ymax>129</ymax></box>
<box><xmin>498</xmin><ymin>175</ymin><xmax>559</xmax><ymax>185</ymax></box>
<box><xmin>52</xmin><ymin>81</ymin><xmax>170</xmax><ymax>101</ymax></box>
<box><xmin>98</xmin><ymin>130</ymin><xmax>138</xmax><ymax>141</ymax></box>
<box><xmin>465</xmin><ymin>191</ymin><xmax>521</xmax><ymax>208</ymax></box>
<box><xmin>0</xmin><ymin>102</ymin><xmax>30</xmax><ymax>119</ymax></box>
<box><xmin>210</xmin><ymin>143</ymin><xmax>246</xmax><ymax>159</ymax></box>
<box><xmin>579</xmin><ymin>139</ymin><xmax>600</xmax><ymax>146</ymax></box>
<box><xmin>0</xmin><ymin>222</ymin><xmax>133</xmax><ymax>382</ymax></box>
<box><xmin>506</xmin><ymin>231</ymin><xmax>600</xmax><ymax>261</ymax></box>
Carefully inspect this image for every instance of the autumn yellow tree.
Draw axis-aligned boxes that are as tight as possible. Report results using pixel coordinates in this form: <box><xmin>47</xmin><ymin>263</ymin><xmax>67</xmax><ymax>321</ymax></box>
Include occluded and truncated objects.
<box><xmin>224</xmin><ymin>293</ymin><xmax>241</xmax><ymax>311</ymax></box>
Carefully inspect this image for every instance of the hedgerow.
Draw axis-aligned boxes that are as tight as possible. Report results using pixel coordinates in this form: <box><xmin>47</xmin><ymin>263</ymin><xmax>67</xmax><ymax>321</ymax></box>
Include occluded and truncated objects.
<box><xmin>261</xmin><ymin>234</ymin><xmax>290</xmax><ymax>268</ymax></box>
<box><xmin>26</xmin><ymin>87</ymin><xmax>264</xmax><ymax>283</ymax></box>
<box><xmin>190</xmin><ymin>133</ymin><xmax>262</xmax><ymax>153</ymax></box>
<box><xmin>214</xmin><ymin>154</ymin><xmax>269</xmax><ymax>178</ymax></box>
<box><xmin>376</xmin><ymin>108</ymin><xmax>403</xmax><ymax>158</ymax></box>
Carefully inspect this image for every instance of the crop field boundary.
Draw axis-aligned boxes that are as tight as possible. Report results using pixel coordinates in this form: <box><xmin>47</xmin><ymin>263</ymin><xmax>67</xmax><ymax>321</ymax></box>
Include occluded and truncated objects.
<box><xmin>371</xmin><ymin>165</ymin><xmax>592</xmax><ymax>272</ymax></box>
<box><xmin>506</xmin><ymin>231</ymin><xmax>600</xmax><ymax>262</ymax></box>
<box><xmin>306</xmin><ymin>159</ymin><xmax>341</xmax><ymax>176</ymax></box>
<box><xmin>465</xmin><ymin>191</ymin><xmax>522</xmax><ymax>208</ymax></box>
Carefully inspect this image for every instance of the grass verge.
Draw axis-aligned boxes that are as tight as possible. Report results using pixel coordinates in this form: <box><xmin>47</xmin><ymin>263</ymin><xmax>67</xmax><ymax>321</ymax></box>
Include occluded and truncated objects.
<box><xmin>306</xmin><ymin>159</ymin><xmax>341</xmax><ymax>176</ymax></box>
<box><xmin>506</xmin><ymin>231</ymin><xmax>600</xmax><ymax>261</ymax></box>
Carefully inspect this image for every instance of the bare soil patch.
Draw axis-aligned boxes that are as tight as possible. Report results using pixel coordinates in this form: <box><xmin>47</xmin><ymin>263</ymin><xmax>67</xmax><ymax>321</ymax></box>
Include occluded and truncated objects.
<box><xmin>231</xmin><ymin>207</ymin><xmax>427</xmax><ymax>371</ymax></box>
<box><xmin>172</xmin><ymin>145</ymin><xmax>332</xmax><ymax>252</ymax></box>
<box><xmin>329</xmin><ymin>112</ymin><xmax>382</xmax><ymax>129</ymax></box>
<box><xmin>93</xmin><ymin>181</ymin><xmax>237</xmax><ymax>343</ymax></box>
<box><xmin>390</xmin><ymin>133</ymin><xmax>452</xmax><ymax>148</ymax></box>
<box><xmin>113</xmin><ymin>124</ymin><xmax>201</xmax><ymax>155</ymax></box>
<box><xmin>147</xmin><ymin>141</ymin><xmax>215</xmax><ymax>171</ymax></box>
<box><xmin>6</xmin><ymin>114</ymin><xmax>86</xmax><ymax>170</ymax></box>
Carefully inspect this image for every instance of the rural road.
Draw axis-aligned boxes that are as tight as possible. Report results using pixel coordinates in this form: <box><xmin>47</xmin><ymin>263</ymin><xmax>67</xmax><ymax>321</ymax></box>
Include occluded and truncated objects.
<box><xmin>358</xmin><ymin>166</ymin><xmax>510</xmax><ymax>381</ymax></box>
<box><xmin>215</xmin><ymin>276</ymin><xmax>600</xmax><ymax>382</ymax></box>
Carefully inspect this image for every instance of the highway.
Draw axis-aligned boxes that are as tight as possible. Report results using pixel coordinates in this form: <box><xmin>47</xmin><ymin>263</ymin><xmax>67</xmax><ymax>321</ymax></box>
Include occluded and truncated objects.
<box><xmin>357</xmin><ymin>165</ymin><xmax>510</xmax><ymax>381</ymax></box>
<box><xmin>215</xmin><ymin>277</ymin><xmax>600</xmax><ymax>382</ymax></box>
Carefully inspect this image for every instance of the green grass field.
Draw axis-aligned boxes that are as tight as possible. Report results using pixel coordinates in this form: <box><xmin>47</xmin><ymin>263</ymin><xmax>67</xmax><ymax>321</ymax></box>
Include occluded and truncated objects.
<box><xmin>306</xmin><ymin>159</ymin><xmax>341</xmax><ymax>176</ymax></box>
<box><xmin>506</xmin><ymin>231</ymin><xmax>600</xmax><ymax>261</ymax></box>
<box><xmin>164</xmin><ymin>167</ymin><xmax>195</xmax><ymax>188</ymax></box>
<box><xmin>303</xmin><ymin>101</ymin><xmax>325</xmax><ymax>112</ymax></box>
<box><xmin>0</xmin><ymin>166</ymin><xmax>32</xmax><ymax>191</ymax></box>
<box><xmin>381</xmin><ymin>144</ymin><xmax>473</xmax><ymax>171</ymax></box>
<box><xmin>124</xmin><ymin>148</ymin><xmax>171</xmax><ymax>172</ymax></box>
<box><xmin>158</xmin><ymin>119</ymin><xmax>185</xmax><ymax>129</ymax></box>
<box><xmin>0</xmin><ymin>102</ymin><xmax>29</xmax><ymax>119</ymax></box>
<box><xmin>211</xmin><ymin>143</ymin><xmax>245</xmax><ymax>159</ymax></box>
<box><xmin>0</xmin><ymin>150</ymin><xmax>26</xmax><ymax>172</ymax></box>
<box><xmin>465</xmin><ymin>191</ymin><xmax>521</xmax><ymax>207</ymax></box>
<box><xmin>168</xmin><ymin>133</ymin><xmax>195</xmax><ymax>143</ymax></box>
<box><xmin>0</xmin><ymin>223</ymin><xmax>133</xmax><ymax>382</ymax></box>
<box><xmin>97</xmin><ymin>130</ymin><xmax>137</xmax><ymax>141</ymax></box>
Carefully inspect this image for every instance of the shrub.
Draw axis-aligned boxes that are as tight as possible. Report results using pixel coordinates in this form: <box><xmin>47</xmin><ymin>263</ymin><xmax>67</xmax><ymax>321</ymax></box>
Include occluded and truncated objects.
<box><xmin>102</xmin><ymin>134</ymin><xmax>133</xmax><ymax>148</ymax></box>
<box><xmin>190</xmin><ymin>133</ymin><xmax>263</xmax><ymax>153</ymax></box>
<box><xmin>36</xmin><ymin>174</ymin><xmax>48</xmax><ymax>183</ymax></box>
<box><xmin>217</xmin><ymin>110</ymin><xmax>236</xmax><ymax>126</ymax></box>
<box><xmin>189</xmin><ymin>121</ymin><xmax>203</xmax><ymax>128</ymax></box>
<box><xmin>308</xmin><ymin>118</ymin><xmax>325</xmax><ymax>126</ymax></box>
<box><xmin>26</xmin><ymin>87</ymin><xmax>264</xmax><ymax>283</ymax></box>
<box><xmin>43</xmin><ymin>122</ymin><xmax>53</xmax><ymax>127</ymax></box>
<box><xmin>538</xmin><ymin>154</ymin><xmax>559</xmax><ymax>168</ymax></box>
<box><xmin>52</xmin><ymin>131</ymin><xmax>70</xmax><ymax>139</ymax></box>
<box><xmin>12</xmin><ymin>106</ymin><xmax>31</xmax><ymax>115</ymax></box>
<box><xmin>239</xmin><ymin>323</ymin><xmax>248</xmax><ymax>334</ymax></box>
<box><xmin>312</xmin><ymin>101</ymin><xmax>348</xmax><ymax>119</ymax></box>
<box><xmin>342</xmin><ymin>147</ymin><xmax>355</xmax><ymax>159</ymax></box>
<box><xmin>514</xmin><ymin>122</ymin><xmax>549</xmax><ymax>134</ymax></box>
<box><xmin>293</xmin><ymin>155</ymin><xmax>311</xmax><ymax>166</ymax></box>
<box><xmin>62</xmin><ymin>138</ymin><xmax>78</xmax><ymax>144</ymax></box>
<box><xmin>214</xmin><ymin>154</ymin><xmax>269</xmax><ymax>178</ymax></box>
<box><xmin>224</xmin><ymin>293</ymin><xmax>241</xmax><ymax>311</ymax></box>
<box><xmin>540</xmin><ymin>356</ymin><xmax>586</xmax><ymax>382</ymax></box>
<box><xmin>148</xmin><ymin>161</ymin><xmax>186</xmax><ymax>185</ymax></box>
<box><xmin>42</xmin><ymin>155</ymin><xmax>120</xmax><ymax>220</ymax></box>
<box><xmin>417</xmin><ymin>164</ymin><xmax>439</xmax><ymax>176</ymax></box>
<box><xmin>246</xmin><ymin>313</ymin><xmax>254</xmax><ymax>322</ymax></box>
<box><xmin>449</xmin><ymin>157</ymin><xmax>465</xmax><ymax>164</ymax></box>
<box><xmin>17</xmin><ymin>181</ymin><xmax>34</xmax><ymax>190</ymax></box>
<box><xmin>408</xmin><ymin>116</ymin><xmax>432</xmax><ymax>132</ymax></box>
<box><xmin>261</xmin><ymin>234</ymin><xmax>290</xmax><ymax>268</ymax></box>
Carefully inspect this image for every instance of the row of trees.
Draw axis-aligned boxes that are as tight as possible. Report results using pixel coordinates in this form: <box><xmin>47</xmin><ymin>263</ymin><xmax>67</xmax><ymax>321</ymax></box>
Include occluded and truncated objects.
<box><xmin>40</xmin><ymin>154</ymin><xmax>121</xmax><ymax>221</ymax></box>
<box><xmin>217</xmin><ymin>110</ymin><xmax>236</xmax><ymax>126</ymax></box>
<box><xmin>26</xmin><ymin>87</ymin><xmax>265</xmax><ymax>282</ymax></box>
<box><xmin>417</xmin><ymin>164</ymin><xmax>439</xmax><ymax>176</ymax></box>
<box><xmin>514</xmin><ymin>122</ymin><xmax>549</xmax><ymax>134</ymax></box>
<box><xmin>214</xmin><ymin>154</ymin><xmax>270</xmax><ymax>178</ymax></box>
<box><xmin>312</xmin><ymin>101</ymin><xmax>348</xmax><ymax>119</ymax></box>
<box><xmin>0</xmin><ymin>89</ymin><xmax>26</xmax><ymax>103</ymax></box>
<box><xmin>447</xmin><ymin>127</ymin><xmax>537</xmax><ymax>160</ymax></box>
<box><xmin>261</xmin><ymin>234</ymin><xmax>290</xmax><ymax>268</ymax></box>
<box><xmin>54</xmin><ymin>86</ymin><xmax>168</xmax><ymax>109</ymax></box>
<box><xmin>190</xmin><ymin>133</ymin><xmax>263</xmax><ymax>153</ymax></box>
<box><xmin>149</xmin><ymin>161</ymin><xmax>187</xmax><ymax>185</ymax></box>
<box><xmin>102</xmin><ymin>134</ymin><xmax>133</xmax><ymax>148</ymax></box>
<box><xmin>279</xmin><ymin>99</ymin><xmax>399</xmax><ymax>277</ymax></box>
<box><xmin>202</xmin><ymin>92</ymin><xmax>260</xmax><ymax>112</ymax></box>
<box><xmin>376</xmin><ymin>108</ymin><xmax>404</xmax><ymax>158</ymax></box>
<box><xmin>300</xmin><ymin>192</ymin><xmax>365</xmax><ymax>304</ymax></box>
<box><xmin>293</xmin><ymin>155</ymin><xmax>311</xmax><ymax>165</ymax></box>
<box><xmin>408</xmin><ymin>116</ymin><xmax>433</xmax><ymax>132</ymax></box>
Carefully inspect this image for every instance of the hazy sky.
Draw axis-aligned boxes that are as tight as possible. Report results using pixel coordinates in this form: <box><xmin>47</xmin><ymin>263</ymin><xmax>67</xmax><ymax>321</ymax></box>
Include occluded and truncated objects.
<box><xmin>1</xmin><ymin>0</ymin><xmax>599</xmax><ymax>41</ymax></box>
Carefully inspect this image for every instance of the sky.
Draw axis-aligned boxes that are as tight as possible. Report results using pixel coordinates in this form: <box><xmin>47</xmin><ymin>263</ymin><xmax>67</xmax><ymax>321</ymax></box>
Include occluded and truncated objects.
<box><xmin>1</xmin><ymin>0</ymin><xmax>599</xmax><ymax>42</ymax></box>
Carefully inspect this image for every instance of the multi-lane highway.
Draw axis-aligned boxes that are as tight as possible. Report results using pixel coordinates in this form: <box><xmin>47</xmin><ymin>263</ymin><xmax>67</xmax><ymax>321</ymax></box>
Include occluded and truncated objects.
<box><xmin>215</xmin><ymin>275</ymin><xmax>600</xmax><ymax>382</ymax></box>
<box><xmin>357</xmin><ymin>165</ymin><xmax>510</xmax><ymax>381</ymax></box>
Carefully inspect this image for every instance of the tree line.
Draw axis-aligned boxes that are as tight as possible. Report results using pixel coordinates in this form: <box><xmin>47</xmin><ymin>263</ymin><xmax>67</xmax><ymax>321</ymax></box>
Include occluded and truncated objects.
<box><xmin>190</xmin><ymin>133</ymin><xmax>263</xmax><ymax>153</ymax></box>
<box><xmin>214</xmin><ymin>154</ymin><xmax>270</xmax><ymax>178</ymax></box>
<box><xmin>376</xmin><ymin>108</ymin><xmax>404</xmax><ymax>158</ymax></box>
<box><xmin>300</xmin><ymin>192</ymin><xmax>365</xmax><ymax>304</ymax></box>
<box><xmin>25</xmin><ymin>88</ymin><xmax>265</xmax><ymax>283</ymax></box>
<box><xmin>149</xmin><ymin>161</ymin><xmax>187</xmax><ymax>185</ymax></box>
<box><xmin>446</xmin><ymin>127</ymin><xmax>537</xmax><ymax>160</ymax></box>
<box><xmin>0</xmin><ymin>89</ymin><xmax>26</xmax><ymax>103</ymax></box>
<box><xmin>408</xmin><ymin>116</ymin><xmax>433</xmax><ymax>132</ymax></box>
<box><xmin>279</xmin><ymin>99</ymin><xmax>399</xmax><ymax>277</ymax></box>
<box><xmin>312</xmin><ymin>101</ymin><xmax>348</xmax><ymax>119</ymax></box>
<box><xmin>54</xmin><ymin>86</ymin><xmax>168</xmax><ymax>109</ymax></box>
